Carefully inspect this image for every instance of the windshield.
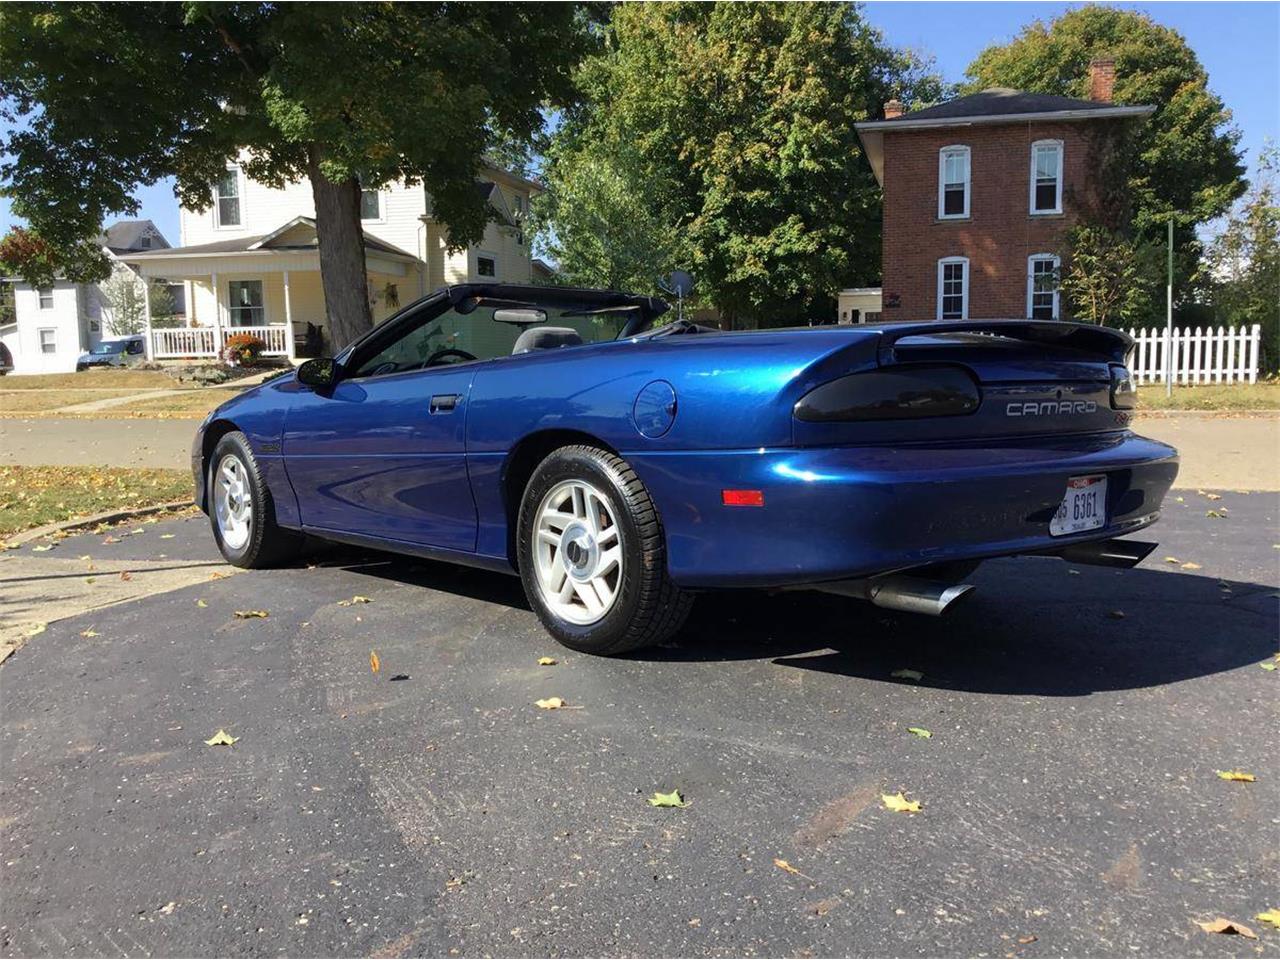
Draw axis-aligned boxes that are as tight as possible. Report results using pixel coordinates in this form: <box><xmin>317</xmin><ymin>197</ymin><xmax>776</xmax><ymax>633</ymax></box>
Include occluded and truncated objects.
<box><xmin>91</xmin><ymin>340</ymin><xmax>128</xmax><ymax>355</ymax></box>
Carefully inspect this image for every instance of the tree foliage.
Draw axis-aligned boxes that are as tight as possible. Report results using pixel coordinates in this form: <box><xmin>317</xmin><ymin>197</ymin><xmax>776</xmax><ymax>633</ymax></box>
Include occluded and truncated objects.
<box><xmin>1206</xmin><ymin>145</ymin><xmax>1280</xmax><ymax>371</ymax></box>
<box><xmin>0</xmin><ymin>227</ymin><xmax>109</xmax><ymax>289</ymax></box>
<box><xmin>966</xmin><ymin>5</ymin><xmax>1246</xmax><ymax>289</ymax></box>
<box><xmin>1059</xmin><ymin>225</ymin><xmax>1157</xmax><ymax>327</ymax></box>
<box><xmin>0</xmin><ymin>3</ymin><xmax>592</xmax><ymax>347</ymax></box>
<box><xmin>539</xmin><ymin>1</ymin><xmax>944</xmax><ymax>326</ymax></box>
<box><xmin>100</xmin><ymin>271</ymin><xmax>148</xmax><ymax>337</ymax></box>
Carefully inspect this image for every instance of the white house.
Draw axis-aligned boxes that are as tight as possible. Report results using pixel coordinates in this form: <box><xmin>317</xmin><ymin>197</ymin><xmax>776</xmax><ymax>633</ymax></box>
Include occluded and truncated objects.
<box><xmin>0</xmin><ymin>220</ymin><xmax>175</xmax><ymax>375</ymax></box>
<box><xmin>124</xmin><ymin>161</ymin><xmax>540</xmax><ymax>362</ymax></box>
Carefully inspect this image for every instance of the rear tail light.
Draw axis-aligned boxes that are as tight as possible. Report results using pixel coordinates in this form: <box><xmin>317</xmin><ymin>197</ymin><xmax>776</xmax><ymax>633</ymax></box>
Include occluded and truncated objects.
<box><xmin>1109</xmin><ymin>365</ymin><xmax>1136</xmax><ymax>410</ymax></box>
<box><xmin>793</xmin><ymin>364</ymin><xmax>981</xmax><ymax>422</ymax></box>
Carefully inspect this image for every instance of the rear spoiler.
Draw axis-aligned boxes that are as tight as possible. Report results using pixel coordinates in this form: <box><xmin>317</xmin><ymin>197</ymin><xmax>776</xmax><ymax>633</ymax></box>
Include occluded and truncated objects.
<box><xmin>874</xmin><ymin>321</ymin><xmax>1133</xmax><ymax>365</ymax></box>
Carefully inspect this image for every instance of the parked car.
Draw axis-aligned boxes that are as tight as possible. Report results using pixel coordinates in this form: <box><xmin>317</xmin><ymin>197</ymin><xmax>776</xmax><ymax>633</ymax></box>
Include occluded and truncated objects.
<box><xmin>192</xmin><ymin>283</ymin><xmax>1178</xmax><ymax>655</ymax></box>
<box><xmin>77</xmin><ymin>335</ymin><xmax>145</xmax><ymax>370</ymax></box>
<box><xmin>0</xmin><ymin>341</ymin><xmax>12</xmax><ymax>375</ymax></box>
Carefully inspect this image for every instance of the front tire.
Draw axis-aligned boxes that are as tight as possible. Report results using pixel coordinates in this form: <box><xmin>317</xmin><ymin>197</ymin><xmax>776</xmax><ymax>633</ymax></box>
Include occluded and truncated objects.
<box><xmin>517</xmin><ymin>445</ymin><xmax>693</xmax><ymax>655</ymax></box>
<box><xmin>209</xmin><ymin>431</ymin><xmax>301</xmax><ymax>568</ymax></box>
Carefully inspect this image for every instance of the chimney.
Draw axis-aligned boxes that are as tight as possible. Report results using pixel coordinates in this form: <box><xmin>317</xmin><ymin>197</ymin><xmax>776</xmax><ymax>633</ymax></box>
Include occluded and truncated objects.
<box><xmin>884</xmin><ymin>99</ymin><xmax>905</xmax><ymax>119</ymax></box>
<box><xmin>1088</xmin><ymin>58</ymin><xmax>1116</xmax><ymax>103</ymax></box>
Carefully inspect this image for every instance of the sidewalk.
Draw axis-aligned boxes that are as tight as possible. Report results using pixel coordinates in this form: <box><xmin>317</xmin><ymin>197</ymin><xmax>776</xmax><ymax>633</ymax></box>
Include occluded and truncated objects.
<box><xmin>2</xmin><ymin>412</ymin><xmax>1277</xmax><ymax>489</ymax></box>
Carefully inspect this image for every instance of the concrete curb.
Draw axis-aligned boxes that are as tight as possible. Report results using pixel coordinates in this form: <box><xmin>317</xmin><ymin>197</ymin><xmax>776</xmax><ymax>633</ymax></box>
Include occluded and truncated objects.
<box><xmin>1136</xmin><ymin>409</ymin><xmax>1280</xmax><ymax>420</ymax></box>
<box><xmin>6</xmin><ymin>500</ymin><xmax>196</xmax><ymax>546</ymax></box>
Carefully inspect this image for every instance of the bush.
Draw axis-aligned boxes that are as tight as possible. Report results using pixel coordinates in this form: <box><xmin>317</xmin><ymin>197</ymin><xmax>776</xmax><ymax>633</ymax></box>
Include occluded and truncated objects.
<box><xmin>221</xmin><ymin>333</ymin><xmax>267</xmax><ymax>367</ymax></box>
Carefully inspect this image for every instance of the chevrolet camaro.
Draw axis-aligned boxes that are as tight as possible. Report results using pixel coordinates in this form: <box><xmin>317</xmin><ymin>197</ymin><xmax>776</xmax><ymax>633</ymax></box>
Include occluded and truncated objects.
<box><xmin>193</xmin><ymin>282</ymin><xmax>1179</xmax><ymax>655</ymax></box>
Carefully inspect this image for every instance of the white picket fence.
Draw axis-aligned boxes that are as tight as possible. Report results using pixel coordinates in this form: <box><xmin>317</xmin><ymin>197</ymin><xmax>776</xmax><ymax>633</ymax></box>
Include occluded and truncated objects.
<box><xmin>151</xmin><ymin>324</ymin><xmax>291</xmax><ymax>360</ymax></box>
<box><xmin>1126</xmin><ymin>324</ymin><xmax>1261</xmax><ymax>385</ymax></box>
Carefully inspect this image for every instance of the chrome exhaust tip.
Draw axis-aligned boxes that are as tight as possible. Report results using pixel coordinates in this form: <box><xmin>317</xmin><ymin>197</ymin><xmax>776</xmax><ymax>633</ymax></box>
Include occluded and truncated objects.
<box><xmin>808</xmin><ymin>575</ymin><xmax>977</xmax><ymax>617</ymax></box>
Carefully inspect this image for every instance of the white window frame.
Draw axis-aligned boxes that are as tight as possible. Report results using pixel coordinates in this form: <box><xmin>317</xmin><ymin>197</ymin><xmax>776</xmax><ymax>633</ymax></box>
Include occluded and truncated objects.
<box><xmin>936</xmin><ymin>256</ymin><xmax>969</xmax><ymax>320</ymax></box>
<box><xmin>213</xmin><ymin>165</ymin><xmax>243</xmax><ymax>229</ymax></box>
<box><xmin>38</xmin><ymin>327</ymin><xmax>57</xmax><ymax>354</ymax></box>
<box><xmin>476</xmin><ymin>251</ymin><xmax>498</xmax><ymax>279</ymax></box>
<box><xmin>938</xmin><ymin>145</ymin><xmax>971</xmax><ymax>220</ymax></box>
<box><xmin>37</xmin><ymin>287</ymin><xmax>54</xmax><ymax>309</ymax></box>
<box><xmin>1026</xmin><ymin>253</ymin><xmax>1061</xmax><ymax>320</ymax></box>
<box><xmin>227</xmin><ymin>279</ymin><xmax>266</xmax><ymax>326</ymax></box>
<box><xmin>359</xmin><ymin>181</ymin><xmax>384</xmax><ymax>223</ymax></box>
<box><xmin>1029</xmin><ymin>140</ymin><xmax>1064</xmax><ymax>216</ymax></box>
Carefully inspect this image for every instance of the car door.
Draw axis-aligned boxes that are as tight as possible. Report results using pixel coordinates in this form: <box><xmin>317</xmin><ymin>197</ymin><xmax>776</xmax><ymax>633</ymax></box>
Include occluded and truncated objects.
<box><xmin>280</xmin><ymin>298</ymin><xmax>519</xmax><ymax>552</ymax></box>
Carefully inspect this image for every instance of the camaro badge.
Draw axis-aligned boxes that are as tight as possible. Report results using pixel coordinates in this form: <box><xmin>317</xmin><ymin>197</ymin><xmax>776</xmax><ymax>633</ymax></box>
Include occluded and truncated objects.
<box><xmin>1006</xmin><ymin>400</ymin><xmax>1097</xmax><ymax>416</ymax></box>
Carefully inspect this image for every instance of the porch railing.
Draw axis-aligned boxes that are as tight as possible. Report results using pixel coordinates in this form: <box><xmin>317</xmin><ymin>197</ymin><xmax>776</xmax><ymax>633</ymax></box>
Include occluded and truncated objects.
<box><xmin>151</xmin><ymin>324</ymin><xmax>290</xmax><ymax>359</ymax></box>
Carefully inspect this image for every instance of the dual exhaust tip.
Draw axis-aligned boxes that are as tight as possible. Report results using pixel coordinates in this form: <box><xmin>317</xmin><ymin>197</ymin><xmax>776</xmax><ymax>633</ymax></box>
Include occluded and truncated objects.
<box><xmin>810</xmin><ymin>538</ymin><xmax>1157</xmax><ymax>617</ymax></box>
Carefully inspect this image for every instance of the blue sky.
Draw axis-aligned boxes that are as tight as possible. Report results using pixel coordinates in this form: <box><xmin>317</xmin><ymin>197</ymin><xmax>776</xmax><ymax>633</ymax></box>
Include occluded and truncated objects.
<box><xmin>2</xmin><ymin>1</ymin><xmax>1276</xmax><ymax>245</ymax></box>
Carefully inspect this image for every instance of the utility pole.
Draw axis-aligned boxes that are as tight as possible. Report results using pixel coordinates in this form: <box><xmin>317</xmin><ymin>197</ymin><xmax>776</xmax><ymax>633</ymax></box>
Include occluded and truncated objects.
<box><xmin>1165</xmin><ymin>217</ymin><xmax>1174</xmax><ymax>398</ymax></box>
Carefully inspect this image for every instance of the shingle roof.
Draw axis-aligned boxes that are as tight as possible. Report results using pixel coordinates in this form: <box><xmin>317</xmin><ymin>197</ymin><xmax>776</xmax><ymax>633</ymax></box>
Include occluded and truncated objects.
<box><xmin>98</xmin><ymin>219</ymin><xmax>169</xmax><ymax>253</ymax></box>
<box><xmin>122</xmin><ymin>217</ymin><xmax>417</xmax><ymax>261</ymax></box>
<box><xmin>890</xmin><ymin>88</ymin><xmax>1124</xmax><ymax>122</ymax></box>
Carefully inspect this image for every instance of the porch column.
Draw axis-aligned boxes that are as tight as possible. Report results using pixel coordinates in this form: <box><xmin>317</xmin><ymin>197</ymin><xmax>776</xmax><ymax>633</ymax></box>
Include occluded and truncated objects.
<box><xmin>283</xmin><ymin>269</ymin><xmax>296</xmax><ymax>361</ymax></box>
<box><xmin>141</xmin><ymin>273</ymin><xmax>154</xmax><ymax>361</ymax></box>
<box><xmin>211</xmin><ymin>272</ymin><xmax>224</xmax><ymax>358</ymax></box>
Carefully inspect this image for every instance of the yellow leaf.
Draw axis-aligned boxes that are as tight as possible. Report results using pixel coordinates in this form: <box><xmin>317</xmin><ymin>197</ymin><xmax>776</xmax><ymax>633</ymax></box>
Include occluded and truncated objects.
<box><xmin>647</xmin><ymin>789</ymin><xmax>687</xmax><ymax>807</ymax></box>
<box><xmin>773</xmin><ymin>858</ymin><xmax>813</xmax><ymax>879</ymax></box>
<box><xmin>338</xmin><ymin>595</ymin><xmax>372</xmax><ymax>606</ymax></box>
<box><xmin>160</xmin><ymin>534</ymin><xmax>175</xmax><ymax>540</ymax></box>
<box><xmin>204</xmin><ymin>729</ymin><xmax>238</xmax><ymax>746</ymax></box>
<box><xmin>1260</xmin><ymin>661</ymin><xmax>1277</xmax><ymax>672</ymax></box>
<box><xmin>907</xmin><ymin>727</ymin><xmax>932</xmax><ymax>738</ymax></box>
<box><xmin>31</xmin><ymin>544</ymin><xmax>53</xmax><ymax>552</ymax></box>
<box><xmin>537</xmin><ymin>656</ymin><xmax>557</xmax><ymax>666</ymax></box>
<box><xmin>881</xmin><ymin>792</ymin><xmax>922</xmax><ymax>813</ymax></box>
<box><xmin>1216</xmin><ymin>770</ymin><xmax>1256</xmax><ymax>782</ymax></box>
<box><xmin>1180</xmin><ymin>562</ymin><xmax>1202</xmax><ymax>570</ymax></box>
<box><xmin>1163</xmin><ymin>556</ymin><xmax>1180</xmax><ymax>564</ymax></box>
<box><xmin>196</xmin><ymin>599</ymin><xmax>208</xmax><ymax>608</ymax></box>
<box><xmin>1197</xmin><ymin>918</ymin><xmax>1256</xmax><ymax>938</ymax></box>
<box><xmin>1206</xmin><ymin>510</ymin><xmax>1224</xmax><ymax>519</ymax></box>
<box><xmin>1205</xmin><ymin>492</ymin><xmax>1222</xmax><ymax>501</ymax></box>
<box><xmin>233</xmin><ymin>610</ymin><xmax>268</xmax><ymax>619</ymax></box>
<box><xmin>535</xmin><ymin>696</ymin><xmax>564</xmax><ymax>710</ymax></box>
<box><xmin>370</xmin><ymin>650</ymin><xmax>381</xmax><ymax>674</ymax></box>
<box><xmin>1255</xmin><ymin>908</ymin><xmax>1280</xmax><ymax>929</ymax></box>
<box><xmin>25</xmin><ymin>623</ymin><xmax>46</xmax><ymax>638</ymax></box>
<box><xmin>79</xmin><ymin>628</ymin><xmax>99</xmax><ymax>638</ymax></box>
<box><xmin>890</xmin><ymin>668</ymin><xmax>923</xmax><ymax>681</ymax></box>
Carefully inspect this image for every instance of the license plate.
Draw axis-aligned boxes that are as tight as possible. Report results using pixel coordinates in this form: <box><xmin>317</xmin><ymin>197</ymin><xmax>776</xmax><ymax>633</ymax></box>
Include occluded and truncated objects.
<box><xmin>1050</xmin><ymin>475</ymin><xmax>1107</xmax><ymax>537</ymax></box>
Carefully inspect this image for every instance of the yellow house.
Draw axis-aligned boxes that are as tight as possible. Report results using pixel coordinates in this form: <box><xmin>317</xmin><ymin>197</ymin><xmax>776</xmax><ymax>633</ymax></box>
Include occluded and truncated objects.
<box><xmin>125</xmin><ymin>163</ymin><xmax>539</xmax><ymax>362</ymax></box>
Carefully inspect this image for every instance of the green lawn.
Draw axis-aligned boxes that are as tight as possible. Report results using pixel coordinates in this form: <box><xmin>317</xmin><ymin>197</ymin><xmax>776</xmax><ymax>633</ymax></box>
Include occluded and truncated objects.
<box><xmin>1137</xmin><ymin>382</ymin><xmax>1279</xmax><ymax>412</ymax></box>
<box><xmin>0</xmin><ymin>466</ymin><xmax>192</xmax><ymax>538</ymax></box>
<box><xmin>0</xmin><ymin>370</ymin><xmax>185</xmax><ymax>390</ymax></box>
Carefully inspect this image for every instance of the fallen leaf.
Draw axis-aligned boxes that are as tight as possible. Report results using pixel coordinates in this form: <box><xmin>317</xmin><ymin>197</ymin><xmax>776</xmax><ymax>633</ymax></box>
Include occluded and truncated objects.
<box><xmin>772</xmin><ymin>858</ymin><xmax>814</xmax><ymax>880</ymax></box>
<box><xmin>159</xmin><ymin>901</ymin><xmax>176</xmax><ymax>915</ymax></box>
<box><xmin>370</xmin><ymin>650</ymin><xmax>381</xmax><ymax>674</ymax></box>
<box><xmin>210</xmin><ymin>571</ymin><xmax>228</xmax><ymax>580</ymax></box>
<box><xmin>338</xmin><ymin>595</ymin><xmax>372</xmax><ymax>606</ymax></box>
<box><xmin>1017</xmin><ymin>935</ymin><xmax>1038</xmax><ymax>944</ymax></box>
<box><xmin>537</xmin><ymin>656</ymin><xmax>558</xmax><ymax>666</ymax></box>
<box><xmin>204</xmin><ymin>729</ymin><xmax>237</xmax><ymax>746</ymax></box>
<box><xmin>119</xmin><ymin>571</ymin><xmax>132</xmax><ymax>581</ymax></box>
<box><xmin>535</xmin><ymin>696</ymin><xmax>564</xmax><ymax>710</ymax></box>
<box><xmin>79</xmin><ymin>627</ymin><xmax>100</xmax><ymax>638</ymax></box>
<box><xmin>1205</xmin><ymin>493</ymin><xmax>1222</xmax><ymax>501</ymax></box>
<box><xmin>1175</xmin><ymin>496</ymin><xmax>1185</xmax><ymax>502</ymax></box>
<box><xmin>1256</xmin><ymin>908</ymin><xmax>1280</xmax><ymax>929</ymax></box>
<box><xmin>31</xmin><ymin>544</ymin><xmax>53</xmax><ymax>552</ymax></box>
<box><xmin>102</xmin><ymin>536</ymin><xmax>119</xmax><ymax>544</ymax></box>
<box><xmin>882</xmin><ymin>792</ymin><xmax>922</xmax><ymax>813</ymax></box>
<box><xmin>160</xmin><ymin>533</ymin><xmax>175</xmax><ymax>540</ymax></box>
<box><xmin>233</xmin><ymin>610</ymin><xmax>268</xmax><ymax>619</ymax></box>
<box><xmin>196</xmin><ymin>599</ymin><xmax>208</xmax><ymax>608</ymax></box>
<box><xmin>1108</xmin><ymin>610</ymin><xmax>1126</xmax><ymax>619</ymax></box>
<box><xmin>890</xmin><ymin>668</ymin><xmax>923</xmax><ymax>681</ymax></box>
<box><xmin>1216</xmin><ymin>770</ymin><xmax>1256</xmax><ymax>782</ymax></box>
<box><xmin>25</xmin><ymin>623</ymin><xmax>46</xmax><ymax>638</ymax></box>
<box><xmin>1180</xmin><ymin>562</ymin><xmax>1202</xmax><ymax>570</ymax></box>
<box><xmin>78</xmin><ymin>555</ymin><xmax>91</xmax><ymax>561</ymax></box>
<box><xmin>907</xmin><ymin>727</ymin><xmax>932</xmax><ymax>739</ymax></box>
<box><xmin>1198</xmin><ymin>918</ymin><xmax>1256</xmax><ymax>938</ymax></box>
<box><xmin>1261</xmin><ymin>661</ymin><xmax>1277</xmax><ymax>672</ymax></box>
<box><xmin>648</xmin><ymin>789</ymin><xmax>688</xmax><ymax>808</ymax></box>
<box><xmin>3</xmin><ymin>542</ymin><xmax>19</xmax><ymax>550</ymax></box>
<box><xmin>1206</xmin><ymin>510</ymin><xmax>1224</xmax><ymax>519</ymax></box>
<box><xmin>1163</xmin><ymin>556</ymin><xmax>1180</xmax><ymax>564</ymax></box>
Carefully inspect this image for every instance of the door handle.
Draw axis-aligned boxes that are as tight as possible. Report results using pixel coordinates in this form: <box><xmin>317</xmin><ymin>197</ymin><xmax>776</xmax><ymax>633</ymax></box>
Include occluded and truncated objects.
<box><xmin>429</xmin><ymin>393</ymin><xmax>461</xmax><ymax>413</ymax></box>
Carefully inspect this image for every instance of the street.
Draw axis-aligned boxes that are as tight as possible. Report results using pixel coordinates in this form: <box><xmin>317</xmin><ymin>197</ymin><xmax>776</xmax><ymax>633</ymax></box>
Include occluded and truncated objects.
<box><xmin>1</xmin><ymin>491</ymin><xmax>1276</xmax><ymax>957</ymax></box>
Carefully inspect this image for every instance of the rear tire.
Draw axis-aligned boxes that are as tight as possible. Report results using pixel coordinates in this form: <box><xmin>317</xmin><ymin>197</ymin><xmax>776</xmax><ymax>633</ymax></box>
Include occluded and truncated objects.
<box><xmin>517</xmin><ymin>445</ymin><xmax>693</xmax><ymax>655</ymax></box>
<box><xmin>208</xmin><ymin>431</ymin><xmax>302</xmax><ymax>568</ymax></box>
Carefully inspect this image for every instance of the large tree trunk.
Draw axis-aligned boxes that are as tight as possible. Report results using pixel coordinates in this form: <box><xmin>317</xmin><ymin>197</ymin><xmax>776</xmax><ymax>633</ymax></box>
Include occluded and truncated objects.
<box><xmin>307</xmin><ymin>143</ymin><xmax>373</xmax><ymax>352</ymax></box>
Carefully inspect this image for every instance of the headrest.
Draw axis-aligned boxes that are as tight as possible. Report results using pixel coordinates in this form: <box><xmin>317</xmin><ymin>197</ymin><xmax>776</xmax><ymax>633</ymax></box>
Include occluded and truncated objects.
<box><xmin>511</xmin><ymin>326</ymin><xmax>584</xmax><ymax>354</ymax></box>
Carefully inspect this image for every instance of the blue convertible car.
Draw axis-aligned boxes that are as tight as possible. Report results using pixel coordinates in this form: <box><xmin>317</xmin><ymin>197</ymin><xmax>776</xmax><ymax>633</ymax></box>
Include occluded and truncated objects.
<box><xmin>194</xmin><ymin>283</ymin><xmax>1178</xmax><ymax>654</ymax></box>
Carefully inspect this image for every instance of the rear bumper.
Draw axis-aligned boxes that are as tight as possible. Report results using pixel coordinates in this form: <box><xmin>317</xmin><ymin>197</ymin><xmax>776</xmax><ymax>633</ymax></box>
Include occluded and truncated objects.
<box><xmin>627</xmin><ymin>431</ymin><xmax>1179</xmax><ymax>588</ymax></box>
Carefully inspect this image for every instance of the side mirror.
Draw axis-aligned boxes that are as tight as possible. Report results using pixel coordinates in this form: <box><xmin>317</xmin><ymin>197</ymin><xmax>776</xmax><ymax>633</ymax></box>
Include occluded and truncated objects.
<box><xmin>297</xmin><ymin>357</ymin><xmax>340</xmax><ymax>389</ymax></box>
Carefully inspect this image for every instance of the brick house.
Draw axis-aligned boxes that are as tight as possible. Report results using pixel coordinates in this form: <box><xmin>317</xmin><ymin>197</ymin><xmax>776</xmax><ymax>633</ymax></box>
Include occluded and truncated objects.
<box><xmin>854</xmin><ymin>61</ymin><xmax>1153</xmax><ymax>322</ymax></box>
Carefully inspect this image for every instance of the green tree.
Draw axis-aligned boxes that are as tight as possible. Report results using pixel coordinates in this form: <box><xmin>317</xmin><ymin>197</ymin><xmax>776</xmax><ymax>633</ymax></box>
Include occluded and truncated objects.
<box><xmin>147</xmin><ymin>280</ymin><xmax>180</xmax><ymax>329</ymax></box>
<box><xmin>0</xmin><ymin>227</ymin><xmax>109</xmax><ymax>289</ymax></box>
<box><xmin>1207</xmin><ymin>145</ymin><xmax>1280</xmax><ymax>372</ymax></box>
<box><xmin>1</xmin><ymin>3</ymin><xmax>592</xmax><ymax>348</ymax></box>
<box><xmin>541</xmin><ymin>2</ymin><xmax>943</xmax><ymax>326</ymax></box>
<box><xmin>966</xmin><ymin>6</ymin><xmax>1246</xmax><ymax>291</ymax></box>
<box><xmin>1059</xmin><ymin>224</ymin><xmax>1157</xmax><ymax>327</ymax></box>
<box><xmin>101</xmin><ymin>271</ymin><xmax>148</xmax><ymax>336</ymax></box>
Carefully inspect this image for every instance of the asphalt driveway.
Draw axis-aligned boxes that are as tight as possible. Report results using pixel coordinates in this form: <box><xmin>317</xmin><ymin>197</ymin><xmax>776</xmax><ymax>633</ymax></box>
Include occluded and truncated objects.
<box><xmin>1</xmin><ymin>492</ymin><xmax>1277</xmax><ymax>957</ymax></box>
